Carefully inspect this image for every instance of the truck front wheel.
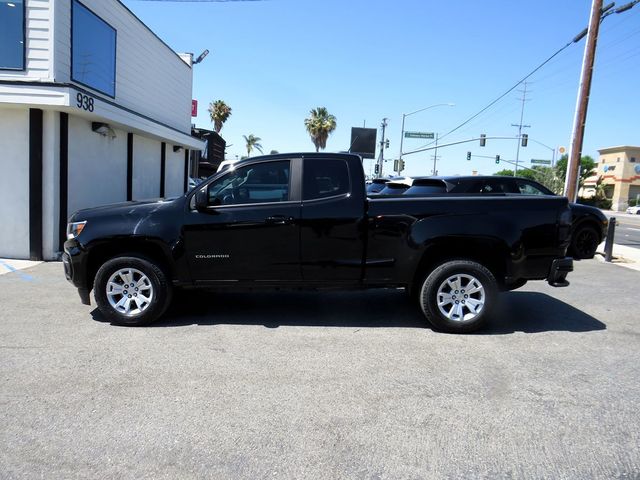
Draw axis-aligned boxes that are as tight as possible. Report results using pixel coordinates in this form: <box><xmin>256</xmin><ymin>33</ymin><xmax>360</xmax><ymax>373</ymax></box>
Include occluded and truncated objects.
<box><xmin>419</xmin><ymin>260</ymin><xmax>498</xmax><ymax>333</ymax></box>
<box><xmin>93</xmin><ymin>256</ymin><xmax>172</xmax><ymax>326</ymax></box>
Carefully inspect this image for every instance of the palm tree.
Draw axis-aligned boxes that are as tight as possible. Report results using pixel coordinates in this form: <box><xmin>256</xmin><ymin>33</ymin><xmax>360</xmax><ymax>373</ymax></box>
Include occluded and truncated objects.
<box><xmin>208</xmin><ymin>100</ymin><xmax>232</xmax><ymax>133</ymax></box>
<box><xmin>243</xmin><ymin>134</ymin><xmax>263</xmax><ymax>157</ymax></box>
<box><xmin>304</xmin><ymin>107</ymin><xmax>337</xmax><ymax>152</ymax></box>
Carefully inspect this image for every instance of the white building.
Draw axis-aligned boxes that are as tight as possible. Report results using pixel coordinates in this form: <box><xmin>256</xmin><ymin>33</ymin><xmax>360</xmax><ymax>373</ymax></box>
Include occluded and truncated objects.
<box><xmin>0</xmin><ymin>0</ymin><xmax>204</xmax><ymax>260</ymax></box>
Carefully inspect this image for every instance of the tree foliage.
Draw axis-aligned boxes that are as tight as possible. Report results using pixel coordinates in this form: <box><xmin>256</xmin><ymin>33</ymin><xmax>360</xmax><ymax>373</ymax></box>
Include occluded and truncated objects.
<box><xmin>243</xmin><ymin>134</ymin><xmax>263</xmax><ymax>157</ymax></box>
<box><xmin>208</xmin><ymin>100</ymin><xmax>232</xmax><ymax>133</ymax></box>
<box><xmin>554</xmin><ymin>154</ymin><xmax>596</xmax><ymax>189</ymax></box>
<box><xmin>304</xmin><ymin>107</ymin><xmax>337</xmax><ymax>152</ymax></box>
<box><xmin>493</xmin><ymin>154</ymin><xmax>596</xmax><ymax>195</ymax></box>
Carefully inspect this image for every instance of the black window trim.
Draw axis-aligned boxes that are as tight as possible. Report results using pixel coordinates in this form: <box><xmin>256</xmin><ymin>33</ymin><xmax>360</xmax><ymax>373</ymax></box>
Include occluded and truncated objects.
<box><xmin>70</xmin><ymin>0</ymin><xmax>118</xmax><ymax>99</ymax></box>
<box><xmin>301</xmin><ymin>157</ymin><xmax>352</xmax><ymax>202</ymax></box>
<box><xmin>0</xmin><ymin>0</ymin><xmax>26</xmax><ymax>71</ymax></box>
<box><xmin>189</xmin><ymin>158</ymin><xmax>297</xmax><ymax>210</ymax></box>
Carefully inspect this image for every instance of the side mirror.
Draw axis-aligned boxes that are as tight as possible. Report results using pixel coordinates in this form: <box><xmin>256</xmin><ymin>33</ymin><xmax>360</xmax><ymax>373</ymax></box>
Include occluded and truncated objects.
<box><xmin>195</xmin><ymin>187</ymin><xmax>209</xmax><ymax>211</ymax></box>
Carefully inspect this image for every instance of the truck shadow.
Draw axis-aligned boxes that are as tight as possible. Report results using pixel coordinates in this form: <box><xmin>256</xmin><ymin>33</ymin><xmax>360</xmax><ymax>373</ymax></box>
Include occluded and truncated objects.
<box><xmin>92</xmin><ymin>289</ymin><xmax>606</xmax><ymax>334</ymax></box>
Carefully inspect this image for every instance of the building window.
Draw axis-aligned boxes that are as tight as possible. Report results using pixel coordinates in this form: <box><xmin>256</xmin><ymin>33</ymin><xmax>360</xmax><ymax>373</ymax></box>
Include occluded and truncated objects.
<box><xmin>0</xmin><ymin>0</ymin><xmax>25</xmax><ymax>70</ymax></box>
<box><xmin>631</xmin><ymin>157</ymin><xmax>637</xmax><ymax>163</ymax></box>
<box><xmin>71</xmin><ymin>1</ymin><xmax>116</xmax><ymax>97</ymax></box>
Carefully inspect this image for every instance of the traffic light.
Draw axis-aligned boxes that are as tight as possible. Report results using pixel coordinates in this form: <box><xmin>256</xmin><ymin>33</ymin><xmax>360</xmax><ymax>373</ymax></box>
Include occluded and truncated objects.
<box><xmin>521</xmin><ymin>134</ymin><xmax>528</xmax><ymax>147</ymax></box>
<box><xmin>399</xmin><ymin>159</ymin><xmax>405</xmax><ymax>171</ymax></box>
<box><xmin>480</xmin><ymin>134</ymin><xmax>486</xmax><ymax>147</ymax></box>
<box><xmin>466</xmin><ymin>151</ymin><xmax>471</xmax><ymax>161</ymax></box>
<box><xmin>374</xmin><ymin>164</ymin><xmax>380</xmax><ymax>174</ymax></box>
<box><xmin>495</xmin><ymin>155</ymin><xmax>500</xmax><ymax>164</ymax></box>
<box><xmin>385</xmin><ymin>139</ymin><xmax>390</xmax><ymax>149</ymax></box>
<box><xmin>393</xmin><ymin>159</ymin><xmax>399</xmax><ymax>171</ymax></box>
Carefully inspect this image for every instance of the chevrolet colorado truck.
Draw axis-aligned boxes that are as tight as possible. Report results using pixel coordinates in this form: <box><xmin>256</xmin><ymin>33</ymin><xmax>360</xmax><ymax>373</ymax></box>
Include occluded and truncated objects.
<box><xmin>63</xmin><ymin>153</ymin><xmax>573</xmax><ymax>333</ymax></box>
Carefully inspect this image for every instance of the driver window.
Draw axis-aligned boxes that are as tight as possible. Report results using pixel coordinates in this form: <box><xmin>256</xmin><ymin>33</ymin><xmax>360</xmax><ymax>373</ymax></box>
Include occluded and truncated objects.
<box><xmin>207</xmin><ymin>160</ymin><xmax>290</xmax><ymax>205</ymax></box>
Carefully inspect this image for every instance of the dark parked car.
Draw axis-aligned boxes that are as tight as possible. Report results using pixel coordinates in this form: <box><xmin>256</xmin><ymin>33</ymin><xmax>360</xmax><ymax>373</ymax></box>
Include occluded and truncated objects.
<box><xmin>392</xmin><ymin>175</ymin><xmax>607</xmax><ymax>260</ymax></box>
<box><xmin>64</xmin><ymin>154</ymin><xmax>573</xmax><ymax>333</ymax></box>
<box><xmin>366</xmin><ymin>178</ymin><xmax>388</xmax><ymax>194</ymax></box>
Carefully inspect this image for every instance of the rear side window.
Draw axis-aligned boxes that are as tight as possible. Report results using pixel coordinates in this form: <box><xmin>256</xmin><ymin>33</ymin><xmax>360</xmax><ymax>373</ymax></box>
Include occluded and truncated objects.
<box><xmin>516</xmin><ymin>180</ymin><xmax>552</xmax><ymax>195</ymax></box>
<box><xmin>303</xmin><ymin>159</ymin><xmax>350</xmax><ymax>200</ymax></box>
<box><xmin>461</xmin><ymin>179</ymin><xmax>515</xmax><ymax>194</ymax></box>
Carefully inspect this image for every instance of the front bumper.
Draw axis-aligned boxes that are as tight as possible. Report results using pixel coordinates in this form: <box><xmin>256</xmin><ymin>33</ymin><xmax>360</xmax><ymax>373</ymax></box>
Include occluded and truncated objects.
<box><xmin>63</xmin><ymin>239</ymin><xmax>91</xmax><ymax>305</ymax></box>
<box><xmin>547</xmin><ymin>257</ymin><xmax>573</xmax><ymax>287</ymax></box>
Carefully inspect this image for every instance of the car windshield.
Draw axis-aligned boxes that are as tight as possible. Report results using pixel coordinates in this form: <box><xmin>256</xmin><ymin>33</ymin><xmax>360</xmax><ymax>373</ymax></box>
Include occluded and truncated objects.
<box><xmin>404</xmin><ymin>184</ymin><xmax>448</xmax><ymax>195</ymax></box>
<box><xmin>367</xmin><ymin>182</ymin><xmax>387</xmax><ymax>193</ymax></box>
<box><xmin>378</xmin><ymin>183</ymin><xmax>410</xmax><ymax>195</ymax></box>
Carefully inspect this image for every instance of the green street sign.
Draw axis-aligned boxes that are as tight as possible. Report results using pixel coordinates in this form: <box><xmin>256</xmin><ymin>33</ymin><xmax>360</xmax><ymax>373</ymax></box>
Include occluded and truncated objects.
<box><xmin>531</xmin><ymin>159</ymin><xmax>552</xmax><ymax>165</ymax></box>
<box><xmin>404</xmin><ymin>131</ymin><xmax>435</xmax><ymax>139</ymax></box>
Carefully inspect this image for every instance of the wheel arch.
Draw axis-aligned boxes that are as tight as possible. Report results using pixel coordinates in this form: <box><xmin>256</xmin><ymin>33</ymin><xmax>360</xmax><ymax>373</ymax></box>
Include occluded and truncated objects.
<box><xmin>85</xmin><ymin>239</ymin><xmax>173</xmax><ymax>292</ymax></box>
<box><xmin>409</xmin><ymin>238</ymin><xmax>509</xmax><ymax>296</ymax></box>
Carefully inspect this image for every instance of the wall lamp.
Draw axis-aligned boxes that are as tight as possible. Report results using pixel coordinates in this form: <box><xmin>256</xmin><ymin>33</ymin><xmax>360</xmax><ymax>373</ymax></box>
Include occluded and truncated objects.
<box><xmin>91</xmin><ymin>122</ymin><xmax>116</xmax><ymax>138</ymax></box>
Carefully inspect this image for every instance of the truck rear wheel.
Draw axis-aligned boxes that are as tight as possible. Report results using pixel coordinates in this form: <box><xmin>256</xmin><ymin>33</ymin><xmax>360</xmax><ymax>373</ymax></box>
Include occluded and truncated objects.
<box><xmin>419</xmin><ymin>260</ymin><xmax>498</xmax><ymax>333</ymax></box>
<box><xmin>93</xmin><ymin>256</ymin><xmax>172</xmax><ymax>326</ymax></box>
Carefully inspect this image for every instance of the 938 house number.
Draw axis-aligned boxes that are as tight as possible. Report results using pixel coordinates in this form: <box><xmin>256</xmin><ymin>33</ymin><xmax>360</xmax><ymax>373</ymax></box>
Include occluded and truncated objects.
<box><xmin>76</xmin><ymin>93</ymin><xmax>94</xmax><ymax>112</ymax></box>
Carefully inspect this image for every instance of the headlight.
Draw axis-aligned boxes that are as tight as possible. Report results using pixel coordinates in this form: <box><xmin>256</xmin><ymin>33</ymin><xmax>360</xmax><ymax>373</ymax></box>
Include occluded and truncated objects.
<box><xmin>66</xmin><ymin>221</ymin><xmax>87</xmax><ymax>240</ymax></box>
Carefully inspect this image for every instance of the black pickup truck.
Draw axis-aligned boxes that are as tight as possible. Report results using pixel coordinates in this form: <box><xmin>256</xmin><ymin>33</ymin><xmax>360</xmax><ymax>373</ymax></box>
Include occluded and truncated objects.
<box><xmin>63</xmin><ymin>153</ymin><xmax>573</xmax><ymax>333</ymax></box>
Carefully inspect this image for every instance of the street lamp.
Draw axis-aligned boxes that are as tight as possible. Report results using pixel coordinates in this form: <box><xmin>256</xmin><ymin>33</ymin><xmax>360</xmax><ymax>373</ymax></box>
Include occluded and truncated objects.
<box><xmin>529</xmin><ymin>138</ymin><xmax>557</xmax><ymax>167</ymax></box>
<box><xmin>398</xmin><ymin>103</ymin><xmax>455</xmax><ymax>175</ymax></box>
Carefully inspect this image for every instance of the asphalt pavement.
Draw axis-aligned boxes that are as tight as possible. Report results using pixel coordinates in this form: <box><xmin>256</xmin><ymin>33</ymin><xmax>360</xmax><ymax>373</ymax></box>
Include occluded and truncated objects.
<box><xmin>1</xmin><ymin>260</ymin><xmax>639</xmax><ymax>479</ymax></box>
<box><xmin>604</xmin><ymin>211</ymin><xmax>640</xmax><ymax>248</ymax></box>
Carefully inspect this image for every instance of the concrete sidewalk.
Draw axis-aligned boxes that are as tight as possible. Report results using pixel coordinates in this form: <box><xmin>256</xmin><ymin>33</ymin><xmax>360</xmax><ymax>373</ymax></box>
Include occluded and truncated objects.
<box><xmin>595</xmin><ymin>242</ymin><xmax>640</xmax><ymax>271</ymax></box>
<box><xmin>0</xmin><ymin>258</ymin><xmax>42</xmax><ymax>276</ymax></box>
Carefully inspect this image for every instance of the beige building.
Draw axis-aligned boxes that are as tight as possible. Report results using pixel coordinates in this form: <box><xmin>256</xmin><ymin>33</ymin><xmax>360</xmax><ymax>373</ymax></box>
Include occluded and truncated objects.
<box><xmin>584</xmin><ymin>146</ymin><xmax>640</xmax><ymax>211</ymax></box>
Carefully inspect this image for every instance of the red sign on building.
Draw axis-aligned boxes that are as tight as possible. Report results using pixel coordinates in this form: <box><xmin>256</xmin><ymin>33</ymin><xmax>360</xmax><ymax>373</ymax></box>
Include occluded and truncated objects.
<box><xmin>191</xmin><ymin>100</ymin><xmax>198</xmax><ymax>117</ymax></box>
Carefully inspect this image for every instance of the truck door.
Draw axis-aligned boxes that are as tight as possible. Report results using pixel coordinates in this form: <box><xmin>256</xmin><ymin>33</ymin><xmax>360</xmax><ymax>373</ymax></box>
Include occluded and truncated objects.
<box><xmin>300</xmin><ymin>157</ymin><xmax>365</xmax><ymax>283</ymax></box>
<box><xmin>183</xmin><ymin>158</ymin><xmax>302</xmax><ymax>283</ymax></box>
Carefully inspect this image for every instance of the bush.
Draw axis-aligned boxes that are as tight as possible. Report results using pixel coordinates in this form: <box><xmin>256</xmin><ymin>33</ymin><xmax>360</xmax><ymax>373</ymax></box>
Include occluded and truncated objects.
<box><xmin>577</xmin><ymin>197</ymin><xmax>612</xmax><ymax>210</ymax></box>
<box><xmin>629</xmin><ymin>198</ymin><xmax>638</xmax><ymax>207</ymax></box>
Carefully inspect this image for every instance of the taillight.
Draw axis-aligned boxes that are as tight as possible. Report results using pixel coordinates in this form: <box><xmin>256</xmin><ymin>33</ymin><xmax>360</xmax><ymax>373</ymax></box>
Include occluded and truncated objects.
<box><xmin>558</xmin><ymin>207</ymin><xmax>572</xmax><ymax>247</ymax></box>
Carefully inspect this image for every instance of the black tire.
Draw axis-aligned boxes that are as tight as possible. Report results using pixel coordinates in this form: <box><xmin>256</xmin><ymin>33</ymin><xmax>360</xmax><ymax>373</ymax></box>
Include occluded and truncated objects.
<box><xmin>93</xmin><ymin>256</ymin><xmax>172</xmax><ymax>326</ymax></box>
<box><xmin>569</xmin><ymin>225</ymin><xmax>599</xmax><ymax>259</ymax></box>
<box><xmin>419</xmin><ymin>260</ymin><xmax>498</xmax><ymax>333</ymax></box>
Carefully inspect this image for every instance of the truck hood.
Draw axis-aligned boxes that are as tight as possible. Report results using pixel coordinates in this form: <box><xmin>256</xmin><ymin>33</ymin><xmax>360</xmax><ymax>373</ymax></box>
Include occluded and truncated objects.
<box><xmin>69</xmin><ymin>197</ymin><xmax>183</xmax><ymax>223</ymax></box>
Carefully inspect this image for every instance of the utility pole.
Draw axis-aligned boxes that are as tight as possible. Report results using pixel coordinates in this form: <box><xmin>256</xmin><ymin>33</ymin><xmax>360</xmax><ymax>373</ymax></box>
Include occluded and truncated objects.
<box><xmin>565</xmin><ymin>0</ymin><xmax>603</xmax><ymax>200</ymax></box>
<box><xmin>431</xmin><ymin>133</ymin><xmax>439</xmax><ymax>176</ymax></box>
<box><xmin>511</xmin><ymin>81</ymin><xmax>531</xmax><ymax>176</ymax></box>
<box><xmin>376</xmin><ymin>118</ymin><xmax>388</xmax><ymax>178</ymax></box>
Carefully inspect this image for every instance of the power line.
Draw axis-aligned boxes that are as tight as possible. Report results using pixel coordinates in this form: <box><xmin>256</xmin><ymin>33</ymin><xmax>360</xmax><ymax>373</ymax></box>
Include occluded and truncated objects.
<box><xmin>405</xmin><ymin>38</ymin><xmax>577</xmax><ymax>156</ymax></box>
<box><xmin>406</xmin><ymin>1</ymin><xmax>640</xmax><ymax>156</ymax></box>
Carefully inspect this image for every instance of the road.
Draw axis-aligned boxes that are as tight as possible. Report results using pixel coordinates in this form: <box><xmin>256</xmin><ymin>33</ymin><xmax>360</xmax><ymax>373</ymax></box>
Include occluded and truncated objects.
<box><xmin>1</xmin><ymin>260</ymin><xmax>639</xmax><ymax>479</ymax></box>
<box><xmin>605</xmin><ymin>212</ymin><xmax>640</xmax><ymax>248</ymax></box>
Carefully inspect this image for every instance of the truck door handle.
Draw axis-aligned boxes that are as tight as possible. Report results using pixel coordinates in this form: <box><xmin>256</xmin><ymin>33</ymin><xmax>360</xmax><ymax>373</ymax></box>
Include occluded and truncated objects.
<box><xmin>265</xmin><ymin>215</ymin><xmax>293</xmax><ymax>225</ymax></box>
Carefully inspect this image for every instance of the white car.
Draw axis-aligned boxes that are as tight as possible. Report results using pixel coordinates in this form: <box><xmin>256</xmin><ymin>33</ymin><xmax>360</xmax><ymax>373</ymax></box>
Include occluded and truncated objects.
<box><xmin>626</xmin><ymin>205</ymin><xmax>640</xmax><ymax>214</ymax></box>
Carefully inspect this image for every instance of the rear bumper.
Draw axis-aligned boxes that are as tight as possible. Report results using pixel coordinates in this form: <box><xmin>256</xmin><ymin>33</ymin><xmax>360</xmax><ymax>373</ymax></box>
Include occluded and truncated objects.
<box><xmin>547</xmin><ymin>257</ymin><xmax>573</xmax><ymax>287</ymax></box>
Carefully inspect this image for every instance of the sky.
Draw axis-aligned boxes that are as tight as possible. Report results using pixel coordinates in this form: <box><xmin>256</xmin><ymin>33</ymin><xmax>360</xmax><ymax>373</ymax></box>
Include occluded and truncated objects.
<box><xmin>122</xmin><ymin>0</ymin><xmax>640</xmax><ymax>178</ymax></box>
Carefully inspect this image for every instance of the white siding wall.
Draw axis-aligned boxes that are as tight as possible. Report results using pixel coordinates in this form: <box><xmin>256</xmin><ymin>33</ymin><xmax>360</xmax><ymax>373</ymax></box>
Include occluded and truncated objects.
<box><xmin>132</xmin><ymin>134</ymin><xmax>161</xmax><ymax>200</ymax></box>
<box><xmin>67</xmin><ymin>114</ymin><xmax>127</xmax><ymax>215</ymax></box>
<box><xmin>0</xmin><ymin>109</ymin><xmax>30</xmax><ymax>258</ymax></box>
<box><xmin>52</xmin><ymin>0</ymin><xmax>193</xmax><ymax>134</ymax></box>
<box><xmin>0</xmin><ymin>0</ymin><xmax>54</xmax><ymax>81</ymax></box>
<box><xmin>165</xmin><ymin>147</ymin><xmax>185</xmax><ymax>198</ymax></box>
<box><xmin>42</xmin><ymin>110</ymin><xmax>60</xmax><ymax>260</ymax></box>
